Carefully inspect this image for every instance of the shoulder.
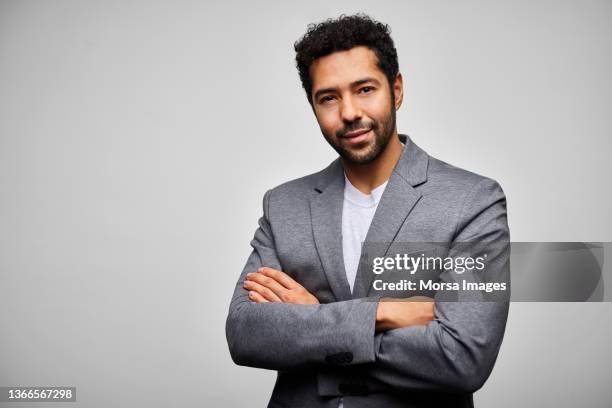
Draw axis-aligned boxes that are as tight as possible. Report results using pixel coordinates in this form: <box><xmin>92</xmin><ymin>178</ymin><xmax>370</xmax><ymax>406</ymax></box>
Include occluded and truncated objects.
<box><xmin>424</xmin><ymin>155</ymin><xmax>506</xmax><ymax>203</ymax></box>
<box><xmin>420</xmin><ymin>154</ymin><xmax>509</xmax><ymax>240</ymax></box>
<box><xmin>259</xmin><ymin>159</ymin><xmax>338</xmax><ymax>211</ymax></box>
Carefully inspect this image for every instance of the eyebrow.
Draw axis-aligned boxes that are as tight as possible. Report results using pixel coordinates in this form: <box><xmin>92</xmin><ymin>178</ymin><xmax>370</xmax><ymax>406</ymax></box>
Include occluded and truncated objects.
<box><xmin>313</xmin><ymin>77</ymin><xmax>381</xmax><ymax>101</ymax></box>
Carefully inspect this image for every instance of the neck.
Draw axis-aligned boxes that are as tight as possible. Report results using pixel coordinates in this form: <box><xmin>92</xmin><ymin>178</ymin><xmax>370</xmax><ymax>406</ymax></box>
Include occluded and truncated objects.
<box><xmin>341</xmin><ymin>131</ymin><xmax>404</xmax><ymax>195</ymax></box>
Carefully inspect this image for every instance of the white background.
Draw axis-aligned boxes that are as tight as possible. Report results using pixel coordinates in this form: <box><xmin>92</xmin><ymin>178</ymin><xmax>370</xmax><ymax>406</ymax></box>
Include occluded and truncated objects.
<box><xmin>1</xmin><ymin>0</ymin><xmax>611</xmax><ymax>406</ymax></box>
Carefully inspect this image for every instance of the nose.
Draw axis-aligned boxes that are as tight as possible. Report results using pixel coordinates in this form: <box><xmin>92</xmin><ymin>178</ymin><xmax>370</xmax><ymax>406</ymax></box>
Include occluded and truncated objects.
<box><xmin>340</xmin><ymin>95</ymin><xmax>362</xmax><ymax>123</ymax></box>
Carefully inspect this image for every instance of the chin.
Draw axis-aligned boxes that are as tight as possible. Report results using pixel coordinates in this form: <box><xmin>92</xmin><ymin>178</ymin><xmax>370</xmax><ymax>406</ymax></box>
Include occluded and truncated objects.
<box><xmin>344</xmin><ymin>150</ymin><xmax>379</xmax><ymax>165</ymax></box>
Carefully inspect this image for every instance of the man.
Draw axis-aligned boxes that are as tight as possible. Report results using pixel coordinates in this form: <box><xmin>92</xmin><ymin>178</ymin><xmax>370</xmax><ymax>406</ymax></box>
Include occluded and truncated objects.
<box><xmin>226</xmin><ymin>14</ymin><xmax>509</xmax><ymax>408</ymax></box>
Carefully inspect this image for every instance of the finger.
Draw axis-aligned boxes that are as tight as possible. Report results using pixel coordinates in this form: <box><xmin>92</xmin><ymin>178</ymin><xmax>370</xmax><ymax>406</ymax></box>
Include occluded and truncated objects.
<box><xmin>258</xmin><ymin>267</ymin><xmax>299</xmax><ymax>290</ymax></box>
<box><xmin>247</xmin><ymin>272</ymin><xmax>288</xmax><ymax>297</ymax></box>
<box><xmin>248</xmin><ymin>290</ymin><xmax>269</xmax><ymax>303</ymax></box>
<box><xmin>244</xmin><ymin>280</ymin><xmax>282</xmax><ymax>302</ymax></box>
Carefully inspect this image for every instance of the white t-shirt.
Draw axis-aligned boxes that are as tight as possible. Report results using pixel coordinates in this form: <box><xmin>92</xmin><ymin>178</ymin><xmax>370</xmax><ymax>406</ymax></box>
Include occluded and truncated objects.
<box><xmin>342</xmin><ymin>173</ymin><xmax>389</xmax><ymax>293</ymax></box>
<box><xmin>338</xmin><ymin>174</ymin><xmax>388</xmax><ymax>408</ymax></box>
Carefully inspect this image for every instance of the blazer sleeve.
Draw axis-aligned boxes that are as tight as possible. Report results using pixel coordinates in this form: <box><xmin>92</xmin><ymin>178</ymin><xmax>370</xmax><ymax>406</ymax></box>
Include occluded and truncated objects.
<box><xmin>348</xmin><ymin>178</ymin><xmax>511</xmax><ymax>394</ymax></box>
<box><xmin>225</xmin><ymin>189</ymin><xmax>379</xmax><ymax>371</ymax></box>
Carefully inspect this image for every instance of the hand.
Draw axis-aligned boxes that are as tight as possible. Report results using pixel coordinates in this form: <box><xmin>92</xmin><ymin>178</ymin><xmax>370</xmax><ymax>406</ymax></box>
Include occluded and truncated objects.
<box><xmin>375</xmin><ymin>296</ymin><xmax>435</xmax><ymax>332</ymax></box>
<box><xmin>244</xmin><ymin>267</ymin><xmax>320</xmax><ymax>305</ymax></box>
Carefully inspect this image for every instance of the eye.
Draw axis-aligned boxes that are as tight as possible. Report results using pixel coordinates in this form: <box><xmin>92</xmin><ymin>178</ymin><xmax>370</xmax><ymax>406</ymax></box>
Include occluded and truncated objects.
<box><xmin>320</xmin><ymin>95</ymin><xmax>336</xmax><ymax>104</ymax></box>
<box><xmin>360</xmin><ymin>86</ymin><xmax>374</xmax><ymax>94</ymax></box>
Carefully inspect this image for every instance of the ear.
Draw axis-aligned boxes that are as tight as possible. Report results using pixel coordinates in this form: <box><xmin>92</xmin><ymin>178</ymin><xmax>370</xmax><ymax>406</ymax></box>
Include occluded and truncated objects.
<box><xmin>393</xmin><ymin>72</ymin><xmax>404</xmax><ymax>111</ymax></box>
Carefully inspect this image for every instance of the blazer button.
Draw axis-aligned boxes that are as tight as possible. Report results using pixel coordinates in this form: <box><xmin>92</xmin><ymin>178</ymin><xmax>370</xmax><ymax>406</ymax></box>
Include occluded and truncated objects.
<box><xmin>325</xmin><ymin>352</ymin><xmax>353</xmax><ymax>364</ymax></box>
<box><xmin>341</xmin><ymin>352</ymin><xmax>353</xmax><ymax>363</ymax></box>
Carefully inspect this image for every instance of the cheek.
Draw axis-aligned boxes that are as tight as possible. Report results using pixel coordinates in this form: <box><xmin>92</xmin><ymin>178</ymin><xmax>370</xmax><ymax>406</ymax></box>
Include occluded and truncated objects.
<box><xmin>364</xmin><ymin>95</ymin><xmax>391</xmax><ymax>118</ymax></box>
<box><xmin>316</xmin><ymin>109</ymin><xmax>340</xmax><ymax>133</ymax></box>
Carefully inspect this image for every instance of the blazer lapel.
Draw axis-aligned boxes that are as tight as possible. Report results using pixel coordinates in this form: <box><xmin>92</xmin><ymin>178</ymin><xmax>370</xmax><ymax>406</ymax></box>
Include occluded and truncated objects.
<box><xmin>352</xmin><ymin>134</ymin><xmax>429</xmax><ymax>298</ymax></box>
<box><xmin>309</xmin><ymin>134</ymin><xmax>429</xmax><ymax>301</ymax></box>
<box><xmin>310</xmin><ymin>159</ymin><xmax>353</xmax><ymax>301</ymax></box>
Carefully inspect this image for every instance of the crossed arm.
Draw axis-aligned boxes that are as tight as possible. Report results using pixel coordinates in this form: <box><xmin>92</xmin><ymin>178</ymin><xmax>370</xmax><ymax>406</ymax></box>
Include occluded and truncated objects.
<box><xmin>244</xmin><ymin>267</ymin><xmax>435</xmax><ymax>332</ymax></box>
<box><xmin>226</xmin><ymin>179</ymin><xmax>510</xmax><ymax>393</ymax></box>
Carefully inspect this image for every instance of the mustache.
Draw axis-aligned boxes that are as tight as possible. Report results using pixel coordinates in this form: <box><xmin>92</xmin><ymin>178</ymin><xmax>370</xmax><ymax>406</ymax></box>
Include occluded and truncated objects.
<box><xmin>336</xmin><ymin>121</ymin><xmax>377</xmax><ymax>138</ymax></box>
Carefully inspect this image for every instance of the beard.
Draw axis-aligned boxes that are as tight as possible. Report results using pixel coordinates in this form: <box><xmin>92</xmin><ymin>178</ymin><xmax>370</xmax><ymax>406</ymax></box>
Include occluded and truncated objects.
<box><xmin>320</xmin><ymin>101</ymin><xmax>396</xmax><ymax>165</ymax></box>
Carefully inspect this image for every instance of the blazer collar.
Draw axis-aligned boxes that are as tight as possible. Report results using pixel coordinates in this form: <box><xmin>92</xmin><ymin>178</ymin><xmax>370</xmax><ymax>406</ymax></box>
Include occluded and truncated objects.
<box><xmin>393</xmin><ymin>133</ymin><xmax>428</xmax><ymax>187</ymax></box>
<box><xmin>310</xmin><ymin>134</ymin><xmax>429</xmax><ymax>300</ymax></box>
<box><xmin>313</xmin><ymin>134</ymin><xmax>428</xmax><ymax>192</ymax></box>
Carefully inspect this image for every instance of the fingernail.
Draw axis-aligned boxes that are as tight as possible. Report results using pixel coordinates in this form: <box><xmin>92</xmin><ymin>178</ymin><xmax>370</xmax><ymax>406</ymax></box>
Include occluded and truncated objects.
<box><xmin>246</xmin><ymin>273</ymin><xmax>252</xmax><ymax>278</ymax></box>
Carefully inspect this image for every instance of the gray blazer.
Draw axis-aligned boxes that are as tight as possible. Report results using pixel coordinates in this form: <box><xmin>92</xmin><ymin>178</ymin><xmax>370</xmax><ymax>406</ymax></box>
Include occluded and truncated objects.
<box><xmin>226</xmin><ymin>134</ymin><xmax>510</xmax><ymax>408</ymax></box>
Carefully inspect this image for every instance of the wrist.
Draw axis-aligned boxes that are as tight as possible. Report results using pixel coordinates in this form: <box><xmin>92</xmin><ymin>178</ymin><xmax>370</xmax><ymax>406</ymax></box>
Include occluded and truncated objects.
<box><xmin>375</xmin><ymin>301</ymin><xmax>390</xmax><ymax>332</ymax></box>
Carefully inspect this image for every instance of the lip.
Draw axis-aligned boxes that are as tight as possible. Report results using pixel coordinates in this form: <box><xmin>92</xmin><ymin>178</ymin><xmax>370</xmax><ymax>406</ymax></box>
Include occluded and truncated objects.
<box><xmin>342</xmin><ymin>128</ymin><xmax>372</xmax><ymax>144</ymax></box>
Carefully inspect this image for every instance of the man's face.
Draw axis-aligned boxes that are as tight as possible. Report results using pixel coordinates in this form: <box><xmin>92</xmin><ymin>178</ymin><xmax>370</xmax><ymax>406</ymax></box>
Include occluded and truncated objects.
<box><xmin>310</xmin><ymin>46</ymin><xmax>400</xmax><ymax>165</ymax></box>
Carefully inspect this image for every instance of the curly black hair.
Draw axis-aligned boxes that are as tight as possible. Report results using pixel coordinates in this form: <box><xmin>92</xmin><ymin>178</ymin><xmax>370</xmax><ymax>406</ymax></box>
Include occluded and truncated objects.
<box><xmin>294</xmin><ymin>13</ymin><xmax>399</xmax><ymax>105</ymax></box>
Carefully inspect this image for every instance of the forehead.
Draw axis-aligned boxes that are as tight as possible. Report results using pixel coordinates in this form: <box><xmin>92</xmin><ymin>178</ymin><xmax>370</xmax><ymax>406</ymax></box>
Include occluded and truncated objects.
<box><xmin>310</xmin><ymin>46</ymin><xmax>385</xmax><ymax>91</ymax></box>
